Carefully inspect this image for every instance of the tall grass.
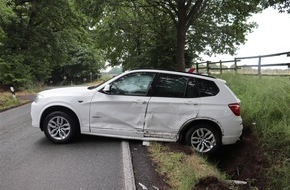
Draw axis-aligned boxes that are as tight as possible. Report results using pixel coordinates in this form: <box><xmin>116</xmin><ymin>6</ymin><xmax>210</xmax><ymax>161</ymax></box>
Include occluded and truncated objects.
<box><xmin>219</xmin><ymin>74</ymin><xmax>290</xmax><ymax>189</ymax></box>
<box><xmin>148</xmin><ymin>143</ymin><xmax>226</xmax><ymax>190</ymax></box>
<box><xmin>0</xmin><ymin>92</ymin><xmax>21</xmax><ymax>111</ymax></box>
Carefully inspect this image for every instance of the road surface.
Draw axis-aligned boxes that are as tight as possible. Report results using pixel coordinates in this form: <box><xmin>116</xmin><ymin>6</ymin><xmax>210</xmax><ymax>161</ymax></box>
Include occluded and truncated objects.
<box><xmin>0</xmin><ymin>104</ymin><xmax>126</xmax><ymax>190</ymax></box>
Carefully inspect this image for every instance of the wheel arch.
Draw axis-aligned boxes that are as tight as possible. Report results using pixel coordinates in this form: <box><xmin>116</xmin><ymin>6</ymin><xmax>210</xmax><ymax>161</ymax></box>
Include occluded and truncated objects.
<box><xmin>178</xmin><ymin>118</ymin><xmax>223</xmax><ymax>143</ymax></box>
<box><xmin>40</xmin><ymin>106</ymin><xmax>80</xmax><ymax>131</ymax></box>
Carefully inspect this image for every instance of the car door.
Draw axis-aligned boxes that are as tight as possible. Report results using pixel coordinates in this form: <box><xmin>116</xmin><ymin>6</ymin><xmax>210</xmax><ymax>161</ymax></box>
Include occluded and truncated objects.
<box><xmin>144</xmin><ymin>73</ymin><xmax>200</xmax><ymax>139</ymax></box>
<box><xmin>90</xmin><ymin>72</ymin><xmax>155</xmax><ymax>137</ymax></box>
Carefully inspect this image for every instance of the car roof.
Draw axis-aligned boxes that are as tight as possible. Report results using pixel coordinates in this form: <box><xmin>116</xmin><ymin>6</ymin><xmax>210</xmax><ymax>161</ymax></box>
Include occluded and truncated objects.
<box><xmin>126</xmin><ymin>69</ymin><xmax>217</xmax><ymax>80</ymax></box>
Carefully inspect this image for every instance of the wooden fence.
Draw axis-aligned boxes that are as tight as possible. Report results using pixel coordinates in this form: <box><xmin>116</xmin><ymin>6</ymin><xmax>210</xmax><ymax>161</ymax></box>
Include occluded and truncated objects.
<box><xmin>195</xmin><ymin>51</ymin><xmax>290</xmax><ymax>77</ymax></box>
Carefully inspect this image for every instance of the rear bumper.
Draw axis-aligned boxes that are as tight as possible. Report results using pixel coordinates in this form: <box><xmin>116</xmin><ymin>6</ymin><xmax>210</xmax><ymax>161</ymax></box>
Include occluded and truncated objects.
<box><xmin>222</xmin><ymin>122</ymin><xmax>243</xmax><ymax>145</ymax></box>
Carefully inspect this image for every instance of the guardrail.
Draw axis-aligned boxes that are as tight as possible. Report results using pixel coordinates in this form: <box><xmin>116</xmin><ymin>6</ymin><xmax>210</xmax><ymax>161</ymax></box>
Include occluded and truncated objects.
<box><xmin>195</xmin><ymin>51</ymin><xmax>290</xmax><ymax>77</ymax></box>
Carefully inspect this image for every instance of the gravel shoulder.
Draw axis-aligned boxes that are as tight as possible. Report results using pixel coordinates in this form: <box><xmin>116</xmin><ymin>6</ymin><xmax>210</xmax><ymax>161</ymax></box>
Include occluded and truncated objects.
<box><xmin>130</xmin><ymin>141</ymin><xmax>170</xmax><ymax>190</ymax></box>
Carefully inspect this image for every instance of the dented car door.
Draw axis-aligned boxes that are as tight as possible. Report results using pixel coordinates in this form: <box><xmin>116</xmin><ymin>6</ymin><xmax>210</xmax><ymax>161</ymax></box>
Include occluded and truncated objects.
<box><xmin>144</xmin><ymin>74</ymin><xmax>200</xmax><ymax>139</ymax></box>
<box><xmin>89</xmin><ymin>72</ymin><xmax>155</xmax><ymax>137</ymax></box>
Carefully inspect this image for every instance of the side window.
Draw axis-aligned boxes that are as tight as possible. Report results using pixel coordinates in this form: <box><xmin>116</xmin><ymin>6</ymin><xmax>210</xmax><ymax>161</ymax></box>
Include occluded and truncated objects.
<box><xmin>152</xmin><ymin>74</ymin><xmax>188</xmax><ymax>98</ymax></box>
<box><xmin>110</xmin><ymin>72</ymin><xmax>155</xmax><ymax>96</ymax></box>
<box><xmin>196</xmin><ymin>78</ymin><xmax>219</xmax><ymax>97</ymax></box>
<box><xmin>185</xmin><ymin>78</ymin><xmax>198</xmax><ymax>98</ymax></box>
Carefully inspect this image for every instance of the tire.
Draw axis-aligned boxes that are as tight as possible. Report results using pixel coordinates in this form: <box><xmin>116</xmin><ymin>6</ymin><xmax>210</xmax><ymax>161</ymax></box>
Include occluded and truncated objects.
<box><xmin>43</xmin><ymin>111</ymin><xmax>79</xmax><ymax>144</ymax></box>
<box><xmin>185</xmin><ymin>124</ymin><xmax>221</xmax><ymax>154</ymax></box>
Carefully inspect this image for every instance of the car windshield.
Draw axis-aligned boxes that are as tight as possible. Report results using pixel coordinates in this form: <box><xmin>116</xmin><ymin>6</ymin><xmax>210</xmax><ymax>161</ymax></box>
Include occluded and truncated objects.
<box><xmin>87</xmin><ymin>74</ymin><xmax>120</xmax><ymax>90</ymax></box>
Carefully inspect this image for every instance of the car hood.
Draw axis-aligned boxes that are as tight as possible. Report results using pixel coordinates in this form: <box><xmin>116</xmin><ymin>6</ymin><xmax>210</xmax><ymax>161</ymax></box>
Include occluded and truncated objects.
<box><xmin>39</xmin><ymin>86</ymin><xmax>91</xmax><ymax>97</ymax></box>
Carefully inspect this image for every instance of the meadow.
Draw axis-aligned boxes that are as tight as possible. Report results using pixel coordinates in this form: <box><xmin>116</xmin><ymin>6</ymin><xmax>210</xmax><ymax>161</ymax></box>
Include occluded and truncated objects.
<box><xmin>220</xmin><ymin>74</ymin><xmax>290</xmax><ymax>189</ymax></box>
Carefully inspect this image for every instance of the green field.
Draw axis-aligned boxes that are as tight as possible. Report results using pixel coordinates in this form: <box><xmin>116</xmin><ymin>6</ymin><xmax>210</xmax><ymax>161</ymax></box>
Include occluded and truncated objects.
<box><xmin>219</xmin><ymin>74</ymin><xmax>290</xmax><ymax>189</ymax></box>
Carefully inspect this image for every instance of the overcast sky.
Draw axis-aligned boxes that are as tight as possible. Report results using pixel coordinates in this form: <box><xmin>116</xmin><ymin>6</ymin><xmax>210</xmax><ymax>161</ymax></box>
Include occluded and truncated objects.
<box><xmin>204</xmin><ymin>8</ymin><xmax>290</xmax><ymax>68</ymax></box>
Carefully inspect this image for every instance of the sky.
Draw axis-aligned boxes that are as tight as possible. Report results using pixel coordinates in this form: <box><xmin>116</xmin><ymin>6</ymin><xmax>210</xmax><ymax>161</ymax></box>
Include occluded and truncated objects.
<box><xmin>203</xmin><ymin>8</ymin><xmax>290</xmax><ymax>69</ymax></box>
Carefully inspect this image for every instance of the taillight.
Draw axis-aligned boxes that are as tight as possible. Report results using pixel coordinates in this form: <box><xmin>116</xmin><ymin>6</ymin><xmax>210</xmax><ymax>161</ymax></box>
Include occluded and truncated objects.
<box><xmin>228</xmin><ymin>103</ymin><xmax>241</xmax><ymax>116</ymax></box>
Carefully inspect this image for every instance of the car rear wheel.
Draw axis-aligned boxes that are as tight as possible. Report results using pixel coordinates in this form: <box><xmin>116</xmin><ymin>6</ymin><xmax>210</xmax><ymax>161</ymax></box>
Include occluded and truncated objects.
<box><xmin>185</xmin><ymin>124</ymin><xmax>221</xmax><ymax>154</ymax></box>
<box><xmin>43</xmin><ymin>111</ymin><xmax>78</xmax><ymax>144</ymax></box>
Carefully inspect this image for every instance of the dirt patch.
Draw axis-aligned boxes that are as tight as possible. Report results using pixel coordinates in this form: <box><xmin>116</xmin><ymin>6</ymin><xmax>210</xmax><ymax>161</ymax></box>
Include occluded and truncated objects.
<box><xmin>164</xmin><ymin>141</ymin><xmax>194</xmax><ymax>155</ymax></box>
<box><xmin>194</xmin><ymin>176</ymin><xmax>231</xmax><ymax>190</ymax></box>
<box><xmin>212</xmin><ymin>128</ymin><xmax>269</xmax><ymax>189</ymax></box>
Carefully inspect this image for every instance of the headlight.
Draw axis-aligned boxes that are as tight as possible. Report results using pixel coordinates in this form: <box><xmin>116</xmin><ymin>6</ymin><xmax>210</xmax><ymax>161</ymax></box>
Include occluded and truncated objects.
<box><xmin>34</xmin><ymin>94</ymin><xmax>44</xmax><ymax>103</ymax></box>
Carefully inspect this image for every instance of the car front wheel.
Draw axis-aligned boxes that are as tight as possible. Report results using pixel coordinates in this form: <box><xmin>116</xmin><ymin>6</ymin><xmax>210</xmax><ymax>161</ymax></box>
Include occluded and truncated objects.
<box><xmin>43</xmin><ymin>111</ymin><xmax>78</xmax><ymax>144</ymax></box>
<box><xmin>185</xmin><ymin>124</ymin><xmax>221</xmax><ymax>154</ymax></box>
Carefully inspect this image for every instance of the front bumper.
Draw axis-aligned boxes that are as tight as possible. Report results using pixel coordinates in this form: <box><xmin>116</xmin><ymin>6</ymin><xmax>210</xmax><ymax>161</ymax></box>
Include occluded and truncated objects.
<box><xmin>31</xmin><ymin>102</ymin><xmax>41</xmax><ymax>128</ymax></box>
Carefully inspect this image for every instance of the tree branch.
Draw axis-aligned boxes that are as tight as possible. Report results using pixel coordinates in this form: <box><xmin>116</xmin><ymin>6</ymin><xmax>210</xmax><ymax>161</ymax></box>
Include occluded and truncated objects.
<box><xmin>186</xmin><ymin>0</ymin><xmax>207</xmax><ymax>29</ymax></box>
<box><xmin>147</xmin><ymin>0</ymin><xmax>178</xmax><ymax>27</ymax></box>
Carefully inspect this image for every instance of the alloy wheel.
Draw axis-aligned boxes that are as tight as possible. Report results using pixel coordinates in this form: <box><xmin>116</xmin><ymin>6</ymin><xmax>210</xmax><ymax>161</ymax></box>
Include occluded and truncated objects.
<box><xmin>47</xmin><ymin>116</ymin><xmax>71</xmax><ymax>140</ymax></box>
<box><xmin>190</xmin><ymin>128</ymin><xmax>216</xmax><ymax>153</ymax></box>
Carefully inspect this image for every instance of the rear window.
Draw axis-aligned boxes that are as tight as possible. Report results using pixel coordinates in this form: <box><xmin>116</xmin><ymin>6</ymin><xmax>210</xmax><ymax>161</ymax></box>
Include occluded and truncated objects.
<box><xmin>152</xmin><ymin>74</ymin><xmax>188</xmax><ymax>98</ymax></box>
<box><xmin>196</xmin><ymin>78</ymin><xmax>219</xmax><ymax>97</ymax></box>
<box><xmin>151</xmin><ymin>73</ymin><xmax>219</xmax><ymax>98</ymax></box>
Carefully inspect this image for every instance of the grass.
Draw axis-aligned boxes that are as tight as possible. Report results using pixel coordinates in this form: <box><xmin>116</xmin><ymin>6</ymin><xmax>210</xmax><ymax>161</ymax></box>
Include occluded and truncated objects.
<box><xmin>148</xmin><ymin>143</ymin><xmax>226</xmax><ymax>190</ymax></box>
<box><xmin>220</xmin><ymin>75</ymin><xmax>290</xmax><ymax>154</ymax></box>
<box><xmin>0</xmin><ymin>89</ymin><xmax>39</xmax><ymax>111</ymax></box>
<box><xmin>0</xmin><ymin>92</ymin><xmax>22</xmax><ymax>111</ymax></box>
<box><xmin>148</xmin><ymin>74</ymin><xmax>290</xmax><ymax>189</ymax></box>
<box><xmin>216</xmin><ymin>74</ymin><xmax>290</xmax><ymax>189</ymax></box>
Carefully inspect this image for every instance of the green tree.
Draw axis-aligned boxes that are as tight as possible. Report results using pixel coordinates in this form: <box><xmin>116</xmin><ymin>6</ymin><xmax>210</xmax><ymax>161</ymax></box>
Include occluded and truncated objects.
<box><xmin>86</xmin><ymin>1</ymin><xmax>196</xmax><ymax>71</ymax></box>
<box><xmin>0</xmin><ymin>0</ymin><xmax>104</xmax><ymax>88</ymax></box>
<box><xmin>49</xmin><ymin>43</ymin><xmax>104</xmax><ymax>84</ymax></box>
<box><xmin>148</xmin><ymin>0</ymin><xmax>262</xmax><ymax>71</ymax></box>
<box><xmin>262</xmin><ymin>0</ymin><xmax>290</xmax><ymax>13</ymax></box>
<box><xmin>83</xmin><ymin>0</ymin><xmax>262</xmax><ymax>71</ymax></box>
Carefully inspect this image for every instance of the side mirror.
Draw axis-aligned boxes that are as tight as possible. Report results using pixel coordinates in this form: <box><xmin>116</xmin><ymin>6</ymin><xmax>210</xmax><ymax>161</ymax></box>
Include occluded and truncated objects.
<box><xmin>103</xmin><ymin>84</ymin><xmax>111</xmax><ymax>93</ymax></box>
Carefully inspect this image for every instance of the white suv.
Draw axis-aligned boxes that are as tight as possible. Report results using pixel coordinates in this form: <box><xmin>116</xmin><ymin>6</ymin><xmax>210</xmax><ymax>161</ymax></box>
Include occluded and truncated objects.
<box><xmin>31</xmin><ymin>69</ymin><xmax>243</xmax><ymax>154</ymax></box>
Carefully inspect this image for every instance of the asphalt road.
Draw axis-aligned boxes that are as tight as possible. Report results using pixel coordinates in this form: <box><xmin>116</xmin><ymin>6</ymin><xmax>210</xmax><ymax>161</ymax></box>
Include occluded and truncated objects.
<box><xmin>0</xmin><ymin>104</ymin><xmax>126</xmax><ymax>190</ymax></box>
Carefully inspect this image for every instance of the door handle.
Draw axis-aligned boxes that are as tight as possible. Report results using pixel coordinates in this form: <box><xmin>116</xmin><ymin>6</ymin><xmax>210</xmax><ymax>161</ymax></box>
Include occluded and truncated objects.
<box><xmin>186</xmin><ymin>101</ymin><xmax>198</xmax><ymax>105</ymax></box>
<box><xmin>134</xmin><ymin>100</ymin><xmax>147</xmax><ymax>104</ymax></box>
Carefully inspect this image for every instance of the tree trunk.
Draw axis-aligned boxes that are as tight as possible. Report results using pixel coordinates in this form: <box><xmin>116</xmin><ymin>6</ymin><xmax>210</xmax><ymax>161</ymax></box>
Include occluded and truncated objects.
<box><xmin>176</xmin><ymin>25</ymin><xmax>186</xmax><ymax>71</ymax></box>
<box><xmin>176</xmin><ymin>2</ymin><xmax>186</xmax><ymax>72</ymax></box>
<box><xmin>175</xmin><ymin>0</ymin><xmax>205</xmax><ymax>72</ymax></box>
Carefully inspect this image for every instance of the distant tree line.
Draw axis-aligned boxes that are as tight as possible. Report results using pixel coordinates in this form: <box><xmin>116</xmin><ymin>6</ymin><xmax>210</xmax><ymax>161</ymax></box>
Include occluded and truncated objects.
<box><xmin>0</xmin><ymin>0</ymin><xmax>287</xmax><ymax>88</ymax></box>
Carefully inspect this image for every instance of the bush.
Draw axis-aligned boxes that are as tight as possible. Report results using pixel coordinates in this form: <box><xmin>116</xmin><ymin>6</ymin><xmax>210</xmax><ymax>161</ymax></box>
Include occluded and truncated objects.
<box><xmin>0</xmin><ymin>55</ymin><xmax>32</xmax><ymax>89</ymax></box>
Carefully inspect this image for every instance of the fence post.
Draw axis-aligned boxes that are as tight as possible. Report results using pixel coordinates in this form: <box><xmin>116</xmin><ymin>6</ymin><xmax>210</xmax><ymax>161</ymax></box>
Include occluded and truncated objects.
<box><xmin>219</xmin><ymin>60</ymin><xmax>222</xmax><ymax>74</ymax></box>
<box><xmin>206</xmin><ymin>61</ymin><xmax>210</xmax><ymax>75</ymax></box>
<box><xmin>196</xmin><ymin>63</ymin><xmax>199</xmax><ymax>73</ymax></box>
<box><xmin>258</xmin><ymin>56</ymin><xmax>261</xmax><ymax>78</ymax></box>
<box><xmin>234</xmin><ymin>58</ymin><xmax>237</xmax><ymax>74</ymax></box>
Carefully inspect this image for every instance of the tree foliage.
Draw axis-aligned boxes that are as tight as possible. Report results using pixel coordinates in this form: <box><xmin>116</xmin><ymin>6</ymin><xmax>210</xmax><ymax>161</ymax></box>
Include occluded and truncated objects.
<box><xmin>146</xmin><ymin>0</ymin><xmax>262</xmax><ymax>71</ymax></box>
<box><xmin>91</xmin><ymin>1</ymin><xmax>188</xmax><ymax>71</ymax></box>
<box><xmin>262</xmin><ymin>0</ymin><xmax>290</xmax><ymax>13</ymax></box>
<box><xmin>0</xmin><ymin>0</ymin><xmax>104</xmax><ymax>88</ymax></box>
<box><xmin>84</xmin><ymin>0</ymin><xmax>262</xmax><ymax>71</ymax></box>
<box><xmin>0</xmin><ymin>0</ymin><xmax>276</xmax><ymax>88</ymax></box>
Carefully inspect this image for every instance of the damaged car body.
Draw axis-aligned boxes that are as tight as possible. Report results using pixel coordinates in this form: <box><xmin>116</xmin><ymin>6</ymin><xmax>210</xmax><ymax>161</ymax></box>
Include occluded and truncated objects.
<box><xmin>31</xmin><ymin>69</ymin><xmax>243</xmax><ymax>154</ymax></box>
